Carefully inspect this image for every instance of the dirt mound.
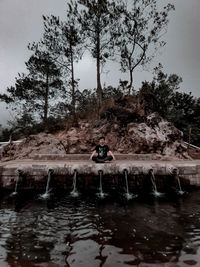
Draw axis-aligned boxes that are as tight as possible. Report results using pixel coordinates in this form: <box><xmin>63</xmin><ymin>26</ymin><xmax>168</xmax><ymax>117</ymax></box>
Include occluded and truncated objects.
<box><xmin>3</xmin><ymin>109</ymin><xmax>189</xmax><ymax>160</ymax></box>
<box><xmin>1</xmin><ymin>96</ymin><xmax>190</xmax><ymax>160</ymax></box>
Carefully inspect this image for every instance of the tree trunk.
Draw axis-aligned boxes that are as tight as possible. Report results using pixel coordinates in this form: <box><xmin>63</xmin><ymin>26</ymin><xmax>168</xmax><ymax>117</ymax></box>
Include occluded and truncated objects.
<box><xmin>70</xmin><ymin>42</ymin><xmax>78</xmax><ymax>127</ymax></box>
<box><xmin>96</xmin><ymin>31</ymin><xmax>103</xmax><ymax>111</ymax></box>
<box><xmin>44</xmin><ymin>71</ymin><xmax>49</xmax><ymax>129</ymax></box>
<box><xmin>128</xmin><ymin>58</ymin><xmax>133</xmax><ymax>95</ymax></box>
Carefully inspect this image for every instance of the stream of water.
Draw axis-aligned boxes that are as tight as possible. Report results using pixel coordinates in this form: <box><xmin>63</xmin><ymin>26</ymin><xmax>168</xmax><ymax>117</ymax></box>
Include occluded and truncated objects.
<box><xmin>0</xmin><ymin>189</ymin><xmax>200</xmax><ymax>266</ymax></box>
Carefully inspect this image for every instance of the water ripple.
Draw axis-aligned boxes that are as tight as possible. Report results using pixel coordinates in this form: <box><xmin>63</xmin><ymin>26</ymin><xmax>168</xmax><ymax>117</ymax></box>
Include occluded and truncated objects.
<box><xmin>0</xmin><ymin>191</ymin><xmax>200</xmax><ymax>266</ymax></box>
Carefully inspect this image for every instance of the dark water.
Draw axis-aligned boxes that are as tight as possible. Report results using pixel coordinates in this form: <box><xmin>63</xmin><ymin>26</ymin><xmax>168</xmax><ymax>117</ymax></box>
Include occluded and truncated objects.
<box><xmin>1</xmin><ymin>189</ymin><xmax>200</xmax><ymax>267</ymax></box>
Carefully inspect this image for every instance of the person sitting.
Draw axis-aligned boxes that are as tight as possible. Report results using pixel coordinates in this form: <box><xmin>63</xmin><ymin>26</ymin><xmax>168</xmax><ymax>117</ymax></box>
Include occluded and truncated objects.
<box><xmin>89</xmin><ymin>136</ymin><xmax>116</xmax><ymax>163</ymax></box>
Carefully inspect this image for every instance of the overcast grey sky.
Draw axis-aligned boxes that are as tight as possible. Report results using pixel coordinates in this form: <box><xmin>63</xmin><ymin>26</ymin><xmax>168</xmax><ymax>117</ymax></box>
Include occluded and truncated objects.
<box><xmin>0</xmin><ymin>0</ymin><xmax>200</xmax><ymax>126</ymax></box>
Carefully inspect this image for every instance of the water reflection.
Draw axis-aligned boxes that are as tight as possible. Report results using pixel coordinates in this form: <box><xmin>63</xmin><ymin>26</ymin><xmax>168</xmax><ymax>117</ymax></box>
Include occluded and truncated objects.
<box><xmin>0</xmin><ymin>190</ymin><xmax>200</xmax><ymax>266</ymax></box>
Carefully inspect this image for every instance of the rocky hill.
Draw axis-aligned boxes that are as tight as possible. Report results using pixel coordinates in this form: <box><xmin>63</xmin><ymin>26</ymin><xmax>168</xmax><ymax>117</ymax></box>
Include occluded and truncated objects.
<box><xmin>3</xmin><ymin>96</ymin><xmax>189</xmax><ymax>160</ymax></box>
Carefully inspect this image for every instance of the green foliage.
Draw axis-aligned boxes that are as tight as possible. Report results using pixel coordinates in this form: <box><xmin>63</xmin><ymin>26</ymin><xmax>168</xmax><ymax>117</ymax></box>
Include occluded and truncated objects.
<box><xmin>74</xmin><ymin>84</ymin><xmax>125</xmax><ymax>119</ymax></box>
<box><xmin>0</xmin><ymin>128</ymin><xmax>12</xmax><ymax>142</ymax></box>
<box><xmin>78</xmin><ymin>0</ymin><xmax>121</xmax><ymax>106</ymax></box>
<box><xmin>169</xmin><ymin>92</ymin><xmax>200</xmax><ymax>146</ymax></box>
<box><xmin>114</xmin><ymin>0</ymin><xmax>175</xmax><ymax>92</ymax></box>
<box><xmin>0</xmin><ymin>51</ymin><xmax>63</xmax><ymax>128</ymax></box>
<box><xmin>0</xmin><ymin>113</ymin><xmax>65</xmax><ymax>142</ymax></box>
<box><xmin>1</xmin><ymin>0</ymin><xmax>199</xmax><ymax>149</ymax></box>
<box><xmin>35</xmin><ymin>2</ymin><xmax>85</xmax><ymax>124</ymax></box>
<box><xmin>102</xmin><ymin>85</ymin><xmax>124</xmax><ymax>100</ymax></box>
<box><xmin>0</xmin><ymin>111</ymin><xmax>40</xmax><ymax>141</ymax></box>
<box><xmin>139</xmin><ymin>69</ymin><xmax>200</xmax><ymax>146</ymax></box>
<box><xmin>78</xmin><ymin>0</ymin><xmax>118</xmax><ymax>61</ymax></box>
<box><xmin>76</xmin><ymin>89</ymin><xmax>98</xmax><ymax>119</ymax></box>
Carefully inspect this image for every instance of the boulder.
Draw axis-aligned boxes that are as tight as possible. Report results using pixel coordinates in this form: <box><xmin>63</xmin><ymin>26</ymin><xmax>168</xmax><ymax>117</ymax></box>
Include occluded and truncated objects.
<box><xmin>2</xmin><ymin>97</ymin><xmax>189</xmax><ymax>160</ymax></box>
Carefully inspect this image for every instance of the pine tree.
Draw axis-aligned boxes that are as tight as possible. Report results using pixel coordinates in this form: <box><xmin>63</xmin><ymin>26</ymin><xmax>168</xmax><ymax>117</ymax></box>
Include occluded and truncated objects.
<box><xmin>114</xmin><ymin>0</ymin><xmax>175</xmax><ymax>94</ymax></box>
<box><xmin>78</xmin><ymin>0</ymin><xmax>120</xmax><ymax>109</ymax></box>
<box><xmin>32</xmin><ymin>1</ymin><xmax>84</xmax><ymax>126</ymax></box>
<box><xmin>0</xmin><ymin>51</ymin><xmax>63</xmax><ymax>129</ymax></box>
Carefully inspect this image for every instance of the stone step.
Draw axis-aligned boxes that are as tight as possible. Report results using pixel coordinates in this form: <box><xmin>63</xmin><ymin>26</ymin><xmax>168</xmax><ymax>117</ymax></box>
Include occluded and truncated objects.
<box><xmin>31</xmin><ymin>153</ymin><xmax>165</xmax><ymax>161</ymax></box>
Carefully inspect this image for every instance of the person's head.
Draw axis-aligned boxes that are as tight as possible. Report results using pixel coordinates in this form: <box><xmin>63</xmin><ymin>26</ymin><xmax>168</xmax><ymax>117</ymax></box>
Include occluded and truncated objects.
<box><xmin>99</xmin><ymin>136</ymin><xmax>105</xmax><ymax>146</ymax></box>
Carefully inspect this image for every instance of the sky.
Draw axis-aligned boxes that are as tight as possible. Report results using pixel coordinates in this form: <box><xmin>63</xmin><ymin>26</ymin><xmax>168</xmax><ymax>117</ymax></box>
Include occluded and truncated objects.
<box><xmin>0</xmin><ymin>0</ymin><xmax>200</xmax><ymax>126</ymax></box>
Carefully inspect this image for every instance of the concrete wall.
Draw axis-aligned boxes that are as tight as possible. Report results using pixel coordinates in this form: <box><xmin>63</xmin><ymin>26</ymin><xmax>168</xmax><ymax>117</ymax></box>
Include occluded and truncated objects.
<box><xmin>1</xmin><ymin>161</ymin><xmax>200</xmax><ymax>190</ymax></box>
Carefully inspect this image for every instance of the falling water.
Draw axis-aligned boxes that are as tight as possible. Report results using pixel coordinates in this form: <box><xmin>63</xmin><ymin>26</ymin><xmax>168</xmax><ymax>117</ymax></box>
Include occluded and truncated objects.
<box><xmin>97</xmin><ymin>170</ymin><xmax>105</xmax><ymax>199</ymax></box>
<box><xmin>149</xmin><ymin>169</ymin><xmax>163</xmax><ymax>197</ymax></box>
<box><xmin>11</xmin><ymin>170</ymin><xmax>20</xmax><ymax>196</ymax></box>
<box><xmin>177</xmin><ymin>177</ymin><xmax>184</xmax><ymax>195</ymax></box>
<box><xmin>124</xmin><ymin>169</ymin><xmax>134</xmax><ymax>200</ymax></box>
<box><xmin>40</xmin><ymin>169</ymin><xmax>53</xmax><ymax>199</ymax></box>
<box><xmin>14</xmin><ymin>177</ymin><xmax>18</xmax><ymax>194</ymax></box>
<box><xmin>70</xmin><ymin>170</ymin><xmax>79</xmax><ymax>197</ymax></box>
<box><xmin>174</xmin><ymin>169</ymin><xmax>185</xmax><ymax>195</ymax></box>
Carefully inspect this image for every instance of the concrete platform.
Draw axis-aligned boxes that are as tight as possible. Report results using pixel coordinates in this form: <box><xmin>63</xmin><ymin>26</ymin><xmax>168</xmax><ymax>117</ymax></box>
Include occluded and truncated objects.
<box><xmin>1</xmin><ymin>154</ymin><xmax>200</xmax><ymax>188</ymax></box>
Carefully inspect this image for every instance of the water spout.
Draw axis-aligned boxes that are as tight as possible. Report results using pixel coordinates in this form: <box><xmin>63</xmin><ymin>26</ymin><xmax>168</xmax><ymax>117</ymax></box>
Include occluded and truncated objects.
<box><xmin>11</xmin><ymin>169</ymin><xmax>21</xmax><ymax>197</ymax></box>
<box><xmin>70</xmin><ymin>170</ymin><xmax>79</xmax><ymax>197</ymax></box>
<box><xmin>124</xmin><ymin>169</ymin><xmax>136</xmax><ymax>200</ymax></box>
<box><xmin>149</xmin><ymin>169</ymin><xmax>163</xmax><ymax>197</ymax></box>
<box><xmin>40</xmin><ymin>169</ymin><xmax>54</xmax><ymax>199</ymax></box>
<box><xmin>173</xmin><ymin>168</ymin><xmax>184</xmax><ymax>195</ymax></box>
<box><xmin>97</xmin><ymin>170</ymin><xmax>106</xmax><ymax>199</ymax></box>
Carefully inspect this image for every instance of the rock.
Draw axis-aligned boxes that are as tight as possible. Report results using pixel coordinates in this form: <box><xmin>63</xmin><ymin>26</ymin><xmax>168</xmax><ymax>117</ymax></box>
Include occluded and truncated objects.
<box><xmin>80</xmin><ymin>144</ymin><xmax>88</xmax><ymax>152</ymax></box>
<box><xmin>68</xmin><ymin>137</ymin><xmax>79</xmax><ymax>145</ymax></box>
<box><xmin>67</xmin><ymin>128</ymin><xmax>77</xmax><ymax>136</ymax></box>
<box><xmin>3</xmin><ymin>96</ymin><xmax>189</xmax><ymax>160</ymax></box>
<box><xmin>146</xmin><ymin>112</ymin><xmax>162</xmax><ymax>127</ymax></box>
<box><xmin>69</xmin><ymin>147</ymin><xmax>77</xmax><ymax>153</ymax></box>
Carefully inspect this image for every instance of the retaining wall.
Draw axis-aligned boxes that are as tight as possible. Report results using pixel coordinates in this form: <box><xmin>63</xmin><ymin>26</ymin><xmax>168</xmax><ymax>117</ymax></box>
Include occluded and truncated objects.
<box><xmin>0</xmin><ymin>154</ymin><xmax>200</xmax><ymax>189</ymax></box>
